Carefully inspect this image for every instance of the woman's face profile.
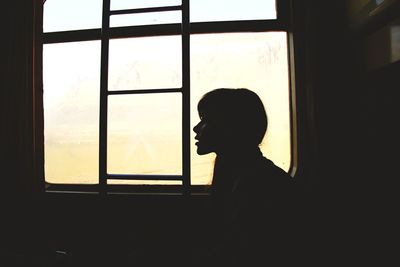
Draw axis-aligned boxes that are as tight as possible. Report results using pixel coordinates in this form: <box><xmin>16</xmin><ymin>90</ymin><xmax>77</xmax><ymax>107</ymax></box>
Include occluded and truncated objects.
<box><xmin>193</xmin><ymin>88</ymin><xmax>267</xmax><ymax>156</ymax></box>
<box><xmin>193</xmin><ymin>111</ymin><xmax>222</xmax><ymax>155</ymax></box>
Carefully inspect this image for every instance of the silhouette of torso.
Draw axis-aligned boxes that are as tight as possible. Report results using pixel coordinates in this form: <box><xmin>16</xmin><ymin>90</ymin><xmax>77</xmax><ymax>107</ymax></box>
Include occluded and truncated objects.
<box><xmin>209</xmin><ymin>148</ymin><xmax>296</xmax><ymax>266</ymax></box>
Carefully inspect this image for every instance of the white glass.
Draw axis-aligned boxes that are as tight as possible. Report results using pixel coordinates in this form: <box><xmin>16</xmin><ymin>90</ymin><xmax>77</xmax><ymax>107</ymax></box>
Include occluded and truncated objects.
<box><xmin>107</xmin><ymin>94</ymin><xmax>182</xmax><ymax>177</ymax></box>
<box><xmin>43</xmin><ymin>0</ymin><xmax>102</xmax><ymax>32</ymax></box>
<box><xmin>190</xmin><ymin>32</ymin><xmax>291</xmax><ymax>185</ymax></box>
<box><xmin>43</xmin><ymin>41</ymin><xmax>101</xmax><ymax>184</ymax></box>
<box><xmin>111</xmin><ymin>0</ymin><xmax>181</xmax><ymax>10</ymax></box>
<box><xmin>190</xmin><ymin>0</ymin><xmax>276</xmax><ymax>22</ymax></box>
<box><xmin>110</xmin><ymin>11</ymin><xmax>181</xmax><ymax>27</ymax></box>
<box><xmin>108</xmin><ymin>36</ymin><xmax>182</xmax><ymax>90</ymax></box>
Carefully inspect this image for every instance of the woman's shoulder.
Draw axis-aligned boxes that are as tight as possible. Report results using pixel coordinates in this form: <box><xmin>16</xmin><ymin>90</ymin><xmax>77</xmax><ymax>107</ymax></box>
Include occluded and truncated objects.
<box><xmin>255</xmin><ymin>157</ymin><xmax>292</xmax><ymax>184</ymax></box>
<box><xmin>228</xmin><ymin>153</ymin><xmax>294</xmax><ymax>197</ymax></box>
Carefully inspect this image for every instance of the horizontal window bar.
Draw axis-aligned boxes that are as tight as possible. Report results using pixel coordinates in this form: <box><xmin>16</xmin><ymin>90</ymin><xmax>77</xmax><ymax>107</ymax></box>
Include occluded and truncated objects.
<box><xmin>106</xmin><ymin>185</ymin><xmax>186</xmax><ymax>195</ymax></box>
<box><xmin>106</xmin><ymin>191</ymin><xmax>184</xmax><ymax>196</ymax></box>
<box><xmin>190</xmin><ymin>20</ymin><xmax>285</xmax><ymax>34</ymax></box>
<box><xmin>107</xmin><ymin>174</ymin><xmax>183</xmax><ymax>180</ymax></box>
<box><xmin>45</xmin><ymin>184</ymin><xmax>210</xmax><ymax>194</ymax></box>
<box><xmin>110</xmin><ymin>5</ymin><xmax>182</xmax><ymax>16</ymax></box>
<box><xmin>108</xmin><ymin>88</ymin><xmax>182</xmax><ymax>95</ymax></box>
<box><xmin>43</xmin><ymin>24</ymin><xmax>180</xmax><ymax>43</ymax></box>
<box><xmin>43</xmin><ymin>20</ymin><xmax>288</xmax><ymax>43</ymax></box>
<box><xmin>43</xmin><ymin>29</ymin><xmax>101</xmax><ymax>44</ymax></box>
<box><xmin>46</xmin><ymin>190</ymin><xmax>100</xmax><ymax>195</ymax></box>
<box><xmin>110</xmin><ymin>24</ymin><xmax>181</xmax><ymax>39</ymax></box>
<box><xmin>45</xmin><ymin>184</ymin><xmax>100</xmax><ymax>192</ymax></box>
<box><xmin>107</xmin><ymin>184</ymin><xmax>210</xmax><ymax>193</ymax></box>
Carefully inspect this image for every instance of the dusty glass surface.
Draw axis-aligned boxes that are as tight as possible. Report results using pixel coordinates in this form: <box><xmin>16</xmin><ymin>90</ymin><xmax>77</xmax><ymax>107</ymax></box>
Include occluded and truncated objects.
<box><xmin>43</xmin><ymin>41</ymin><xmax>101</xmax><ymax>184</ymax></box>
<box><xmin>190</xmin><ymin>32</ymin><xmax>291</xmax><ymax>185</ymax></box>
<box><xmin>43</xmin><ymin>1</ymin><xmax>290</xmax><ymax>185</ymax></box>
<box><xmin>111</xmin><ymin>0</ymin><xmax>181</xmax><ymax>10</ymax></box>
<box><xmin>110</xmin><ymin>11</ymin><xmax>181</xmax><ymax>27</ymax></box>
<box><xmin>190</xmin><ymin>0</ymin><xmax>276</xmax><ymax>22</ymax></box>
<box><xmin>108</xmin><ymin>36</ymin><xmax>182</xmax><ymax>91</ymax></box>
<box><xmin>43</xmin><ymin>0</ymin><xmax>102</xmax><ymax>32</ymax></box>
<box><xmin>107</xmin><ymin>94</ymin><xmax>182</xmax><ymax>176</ymax></box>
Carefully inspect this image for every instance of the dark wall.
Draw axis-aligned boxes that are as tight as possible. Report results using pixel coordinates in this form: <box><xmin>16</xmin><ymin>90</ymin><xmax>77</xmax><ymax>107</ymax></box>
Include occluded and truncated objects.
<box><xmin>1</xmin><ymin>1</ymin><xmax>45</xmax><ymax>265</ymax></box>
<box><xmin>43</xmin><ymin>194</ymin><xmax>207</xmax><ymax>266</ymax></box>
<box><xmin>289</xmin><ymin>0</ymin><xmax>360</xmax><ymax>263</ymax></box>
<box><xmin>292</xmin><ymin>0</ymin><xmax>398</xmax><ymax>264</ymax></box>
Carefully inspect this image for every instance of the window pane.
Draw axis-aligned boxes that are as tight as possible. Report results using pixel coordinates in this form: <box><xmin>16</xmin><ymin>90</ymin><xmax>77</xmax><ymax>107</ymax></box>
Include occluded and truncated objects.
<box><xmin>107</xmin><ymin>94</ymin><xmax>182</xmax><ymax>177</ymax></box>
<box><xmin>110</xmin><ymin>11</ymin><xmax>181</xmax><ymax>27</ymax></box>
<box><xmin>107</xmin><ymin>180</ymin><xmax>182</xmax><ymax>185</ymax></box>
<box><xmin>190</xmin><ymin>0</ymin><xmax>277</xmax><ymax>22</ymax></box>
<box><xmin>190</xmin><ymin>32</ymin><xmax>290</xmax><ymax>185</ymax></box>
<box><xmin>108</xmin><ymin>36</ymin><xmax>182</xmax><ymax>90</ymax></box>
<box><xmin>43</xmin><ymin>41</ymin><xmax>100</xmax><ymax>184</ymax></box>
<box><xmin>43</xmin><ymin>0</ymin><xmax>102</xmax><ymax>32</ymax></box>
<box><xmin>111</xmin><ymin>0</ymin><xmax>181</xmax><ymax>10</ymax></box>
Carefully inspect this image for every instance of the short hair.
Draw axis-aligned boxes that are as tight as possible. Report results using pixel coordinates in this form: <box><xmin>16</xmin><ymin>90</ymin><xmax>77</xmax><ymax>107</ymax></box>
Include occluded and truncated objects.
<box><xmin>198</xmin><ymin>88</ymin><xmax>268</xmax><ymax>146</ymax></box>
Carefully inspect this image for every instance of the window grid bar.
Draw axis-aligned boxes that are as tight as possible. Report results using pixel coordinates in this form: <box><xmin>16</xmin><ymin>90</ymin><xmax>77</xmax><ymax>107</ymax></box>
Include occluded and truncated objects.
<box><xmin>107</xmin><ymin>174</ymin><xmax>182</xmax><ymax>181</ymax></box>
<box><xmin>109</xmin><ymin>24</ymin><xmax>181</xmax><ymax>38</ymax></box>
<box><xmin>43</xmin><ymin>29</ymin><xmax>101</xmax><ymax>43</ymax></box>
<box><xmin>107</xmin><ymin>88</ymin><xmax>182</xmax><ymax>95</ymax></box>
<box><xmin>99</xmin><ymin>0</ymin><xmax>111</xmax><ymax>194</ymax></box>
<box><xmin>182</xmin><ymin>0</ymin><xmax>191</xmax><ymax>196</ymax></box>
<box><xmin>110</xmin><ymin>5</ymin><xmax>182</xmax><ymax>16</ymax></box>
<box><xmin>100</xmin><ymin>1</ymin><xmax>190</xmax><ymax>189</ymax></box>
<box><xmin>43</xmin><ymin>20</ymin><xmax>287</xmax><ymax>44</ymax></box>
<box><xmin>45</xmin><ymin>184</ymin><xmax>210</xmax><ymax>193</ymax></box>
<box><xmin>276</xmin><ymin>0</ymin><xmax>291</xmax><ymax>28</ymax></box>
<box><xmin>287</xmin><ymin>31</ymin><xmax>298</xmax><ymax>177</ymax></box>
<box><xmin>190</xmin><ymin>20</ymin><xmax>284</xmax><ymax>33</ymax></box>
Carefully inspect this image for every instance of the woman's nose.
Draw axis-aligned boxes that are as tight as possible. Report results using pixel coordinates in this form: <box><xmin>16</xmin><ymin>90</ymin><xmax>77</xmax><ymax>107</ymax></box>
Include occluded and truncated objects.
<box><xmin>193</xmin><ymin>122</ymin><xmax>200</xmax><ymax>133</ymax></box>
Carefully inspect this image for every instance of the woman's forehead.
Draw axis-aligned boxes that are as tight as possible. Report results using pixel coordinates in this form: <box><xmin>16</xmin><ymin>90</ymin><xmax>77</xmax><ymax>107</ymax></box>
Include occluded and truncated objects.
<box><xmin>198</xmin><ymin>109</ymin><xmax>208</xmax><ymax>119</ymax></box>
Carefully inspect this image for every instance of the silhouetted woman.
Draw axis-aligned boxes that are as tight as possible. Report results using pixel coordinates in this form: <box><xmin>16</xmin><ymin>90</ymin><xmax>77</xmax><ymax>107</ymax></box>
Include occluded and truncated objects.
<box><xmin>193</xmin><ymin>88</ymin><xmax>297</xmax><ymax>266</ymax></box>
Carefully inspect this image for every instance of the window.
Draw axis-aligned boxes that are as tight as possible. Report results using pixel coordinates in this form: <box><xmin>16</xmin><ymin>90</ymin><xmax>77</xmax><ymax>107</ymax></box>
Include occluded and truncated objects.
<box><xmin>43</xmin><ymin>0</ymin><xmax>294</xmax><ymax>192</ymax></box>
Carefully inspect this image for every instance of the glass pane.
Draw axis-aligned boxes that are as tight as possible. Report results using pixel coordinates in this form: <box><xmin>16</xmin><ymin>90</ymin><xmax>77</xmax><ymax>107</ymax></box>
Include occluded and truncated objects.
<box><xmin>108</xmin><ymin>36</ymin><xmax>182</xmax><ymax>90</ymax></box>
<box><xmin>107</xmin><ymin>180</ymin><xmax>182</xmax><ymax>185</ymax></box>
<box><xmin>111</xmin><ymin>0</ymin><xmax>181</xmax><ymax>10</ymax></box>
<box><xmin>43</xmin><ymin>0</ymin><xmax>102</xmax><ymax>32</ymax></box>
<box><xmin>190</xmin><ymin>0</ymin><xmax>276</xmax><ymax>22</ymax></box>
<box><xmin>190</xmin><ymin>32</ymin><xmax>290</xmax><ymax>185</ymax></box>
<box><xmin>110</xmin><ymin>11</ymin><xmax>181</xmax><ymax>27</ymax></box>
<box><xmin>43</xmin><ymin>41</ymin><xmax>100</xmax><ymax>184</ymax></box>
<box><xmin>107</xmin><ymin>94</ymin><xmax>182</xmax><ymax>177</ymax></box>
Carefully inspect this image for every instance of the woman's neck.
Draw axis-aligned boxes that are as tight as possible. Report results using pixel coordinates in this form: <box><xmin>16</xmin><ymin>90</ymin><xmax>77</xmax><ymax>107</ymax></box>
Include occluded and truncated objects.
<box><xmin>216</xmin><ymin>146</ymin><xmax>262</xmax><ymax>163</ymax></box>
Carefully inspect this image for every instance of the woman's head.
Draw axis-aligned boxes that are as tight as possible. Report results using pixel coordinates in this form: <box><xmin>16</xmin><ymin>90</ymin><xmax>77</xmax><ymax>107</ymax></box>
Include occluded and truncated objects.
<box><xmin>193</xmin><ymin>88</ymin><xmax>268</xmax><ymax>155</ymax></box>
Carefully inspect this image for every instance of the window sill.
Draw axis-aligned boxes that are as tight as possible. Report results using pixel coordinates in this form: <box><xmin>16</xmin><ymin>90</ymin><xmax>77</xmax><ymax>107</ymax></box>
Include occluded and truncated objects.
<box><xmin>45</xmin><ymin>183</ymin><xmax>211</xmax><ymax>197</ymax></box>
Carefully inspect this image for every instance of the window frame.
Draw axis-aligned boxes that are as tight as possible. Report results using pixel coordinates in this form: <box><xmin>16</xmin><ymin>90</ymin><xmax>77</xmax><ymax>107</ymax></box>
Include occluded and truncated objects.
<box><xmin>42</xmin><ymin>0</ymin><xmax>296</xmax><ymax>195</ymax></box>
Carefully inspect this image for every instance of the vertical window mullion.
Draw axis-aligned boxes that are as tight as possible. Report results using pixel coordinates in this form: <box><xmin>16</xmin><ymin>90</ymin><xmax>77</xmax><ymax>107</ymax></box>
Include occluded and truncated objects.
<box><xmin>182</xmin><ymin>0</ymin><xmax>191</xmax><ymax>195</ymax></box>
<box><xmin>276</xmin><ymin>0</ymin><xmax>291</xmax><ymax>28</ymax></box>
<box><xmin>99</xmin><ymin>0</ymin><xmax>111</xmax><ymax>193</ymax></box>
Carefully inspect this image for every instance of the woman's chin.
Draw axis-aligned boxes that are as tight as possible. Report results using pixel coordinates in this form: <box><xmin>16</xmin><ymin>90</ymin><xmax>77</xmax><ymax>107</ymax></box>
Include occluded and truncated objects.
<box><xmin>196</xmin><ymin>145</ymin><xmax>213</xmax><ymax>155</ymax></box>
<box><xmin>196</xmin><ymin>148</ymin><xmax>208</xmax><ymax>155</ymax></box>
